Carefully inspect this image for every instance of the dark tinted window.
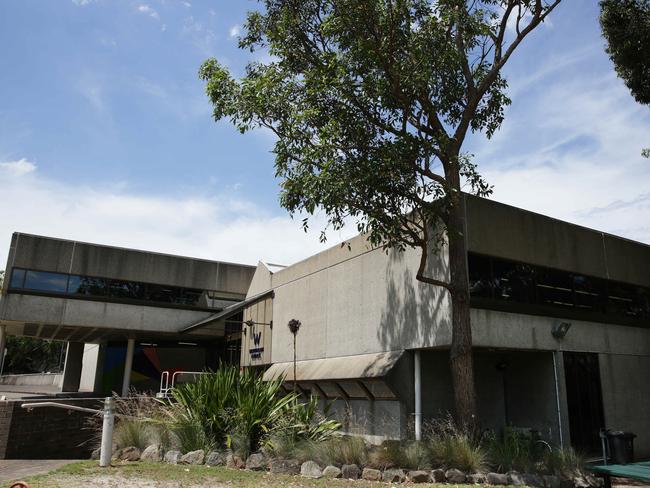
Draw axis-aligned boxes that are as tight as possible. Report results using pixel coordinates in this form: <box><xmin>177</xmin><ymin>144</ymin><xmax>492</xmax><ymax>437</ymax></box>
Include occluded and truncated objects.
<box><xmin>24</xmin><ymin>270</ymin><xmax>68</xmax><ymax>293</ymax></box>
<box><xmin>469</xmin><ymin>253</ymin><xmax>650</xmax><ymax>326</ymax></box>
<box><xmin>108</xmin><ymin>280</ymin><xmax>146</xmax><ymax>300</ymax></box>
<box><xmin>68</xmin><ymin>276</ymin><xmax>108</xmax><ymax>296</ymax></box>
<box><xmin>9</xmin><ymin>268</ymin><xmax>26</xmax><ymax>288</ymax></box>
<box><xmin>468</xmin><ymin>254</ymin><xmax>493</xmax><ymax>298</ymax></box>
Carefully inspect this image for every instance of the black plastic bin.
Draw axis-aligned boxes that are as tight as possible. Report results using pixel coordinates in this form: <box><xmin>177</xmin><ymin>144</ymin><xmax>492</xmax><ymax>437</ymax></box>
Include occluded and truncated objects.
<box><xmin>606</xmin><ymin>431</ymin><xmax>636</xmax><ymax>464</ymax></box>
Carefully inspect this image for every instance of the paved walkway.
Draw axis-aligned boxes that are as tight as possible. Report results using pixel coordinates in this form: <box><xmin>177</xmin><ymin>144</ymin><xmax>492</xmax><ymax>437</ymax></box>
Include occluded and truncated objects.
<box><xmin>0</xmin><ymin>459</ymin><xmax>79</xmax><ymax>484</ymax></box>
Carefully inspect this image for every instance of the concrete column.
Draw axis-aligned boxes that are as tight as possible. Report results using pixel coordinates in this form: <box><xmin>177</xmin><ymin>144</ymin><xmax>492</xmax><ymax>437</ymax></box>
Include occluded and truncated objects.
<box><xmin>93</xmin><ymin>344</ymin><xmax>106</xmax><ymax>394</ymax></box>
<box><xmin>414</xmin><ymin>349</ymin><xmax>422</xmax><ymax>441</ymax></box>
<box><xmin>121</xmin><ymin>338</ymin><xmax>135</xmax><ymax>396</ymax></box>
<box><xmin>61</xmin><ymin>342</ymin><xmax>85</xmax><ymax>392</ymax></box>
<box><xmin>0</xmin><ymin>325</ymin><xmax>7</xmax><ymax>376</ymax></box>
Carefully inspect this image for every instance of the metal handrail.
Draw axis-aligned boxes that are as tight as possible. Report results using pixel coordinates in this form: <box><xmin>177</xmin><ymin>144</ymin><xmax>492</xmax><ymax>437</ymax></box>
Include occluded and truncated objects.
<box><xmin>157</xmin><ymin>370</ymin><xmax>211</xmax><ymax>398</ymax></box>
<box><xmin>21</xmin><ymin>397</ymin><xmax>115</xmax><ymax>468</ymax></box>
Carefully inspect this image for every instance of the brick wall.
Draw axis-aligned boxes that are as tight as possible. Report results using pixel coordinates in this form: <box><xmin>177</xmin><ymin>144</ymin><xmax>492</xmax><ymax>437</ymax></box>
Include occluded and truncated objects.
<box><xmin>0</xmin><ymin>398</ymin><xmax>104</xmax><ymax>459</ymax></box>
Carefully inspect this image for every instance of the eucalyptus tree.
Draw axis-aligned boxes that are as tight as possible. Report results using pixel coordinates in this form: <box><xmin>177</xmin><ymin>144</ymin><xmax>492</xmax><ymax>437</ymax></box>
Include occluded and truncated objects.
<box><xmin>200</xmin><ymin>0</ymin><xmax>561</xmax><ymax>427</ymax></box>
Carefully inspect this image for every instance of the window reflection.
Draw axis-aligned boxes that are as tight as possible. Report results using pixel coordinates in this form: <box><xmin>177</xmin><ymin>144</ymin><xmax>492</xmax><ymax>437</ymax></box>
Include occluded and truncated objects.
<box><xmin>7</xmin><ymin>267</ymin><xmax>221</xmax><ymax>310</ymax></box>
<box><xmin>24</xmin><ymin>270</ymin><xmax>68</xmax><ymax>293</ymax></box>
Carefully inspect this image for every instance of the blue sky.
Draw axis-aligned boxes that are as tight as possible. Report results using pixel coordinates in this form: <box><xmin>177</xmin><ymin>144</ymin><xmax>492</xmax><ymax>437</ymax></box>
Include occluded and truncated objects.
<box><xmin>0</xmin><ymin>0</ymin><xmax>649</xmax><ymax>266</ymax></box>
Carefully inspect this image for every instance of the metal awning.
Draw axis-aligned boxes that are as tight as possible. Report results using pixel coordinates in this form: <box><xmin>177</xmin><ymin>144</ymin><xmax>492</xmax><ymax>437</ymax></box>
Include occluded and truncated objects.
<box><xmin>262</xmin><ymin>351</ymin><xmax>404</xmax><ymax>382</ymax></box>
<box><xmin>180</xmin><ymin>289</ymin><xmax>274</xmax><ymax>333</ymax></box>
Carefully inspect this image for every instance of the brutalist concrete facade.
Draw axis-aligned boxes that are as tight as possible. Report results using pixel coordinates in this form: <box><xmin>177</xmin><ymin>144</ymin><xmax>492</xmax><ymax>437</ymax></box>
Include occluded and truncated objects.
<box><xmin>242</xmin><ymin>195</ymin><xmax>650</xmax><ymax>456</ymax></box>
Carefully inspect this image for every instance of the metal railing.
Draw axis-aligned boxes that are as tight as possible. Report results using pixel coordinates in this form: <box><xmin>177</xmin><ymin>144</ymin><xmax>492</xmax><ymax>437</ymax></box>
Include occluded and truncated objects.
<box><xmin>21</xmin><ymin>397</ymin><xmax>115</xmax><ymax>467</ymax></box>
<box><xmin>157</xmin><ymin>370</ymin><xmax>210</xmax><ymax>398</ymax></box>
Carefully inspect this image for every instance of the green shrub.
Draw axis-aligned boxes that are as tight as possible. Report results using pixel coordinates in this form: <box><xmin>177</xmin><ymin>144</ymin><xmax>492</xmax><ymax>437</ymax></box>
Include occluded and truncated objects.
<box><xmin>422</xmin><ymin>415</ymin><xmax>486</xmax><ymax>473</ymax></box>
<box><xmin>294</xmin><ymin>437</ymin><xmax>369</xmax><ymax>466</ymax></box>
<box><xmin>542</xmin><ymin>446</ymin><xmax>585</xmax><ymax>476</ymax></box>
<box><xmin>167</xmin><ymin>366</ymin><xmax>339</xmax><ymax>455</ymax></box>
<box><xmin>113</xmin><ymin>418</ymin><xmax>153</xmax><ymax>450</ymax></box>
<box><xmin>486</xmin><ymin>429</ymin><xmax>539</xmax><ymax>473</ymax></box>
<box><xmin>265</xmin><ymin>396</ymin><xmax>341</xmax><ymax>457</ymax></box>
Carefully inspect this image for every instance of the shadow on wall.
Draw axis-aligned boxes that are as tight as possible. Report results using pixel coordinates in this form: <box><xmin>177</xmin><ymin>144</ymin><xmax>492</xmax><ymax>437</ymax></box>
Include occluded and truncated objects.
<box><xmin>377</xmin><ymin>245</ymin><xmax>451</xmax><ymax>353</ymax></box>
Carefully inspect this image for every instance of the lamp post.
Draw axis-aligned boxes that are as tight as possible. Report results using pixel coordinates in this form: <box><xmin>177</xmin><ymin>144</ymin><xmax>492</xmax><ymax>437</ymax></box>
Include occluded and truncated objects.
<box><xmin>287</xmin><ymin>319</ymin><xmax>301</xmax><ymax>394</ymax></box>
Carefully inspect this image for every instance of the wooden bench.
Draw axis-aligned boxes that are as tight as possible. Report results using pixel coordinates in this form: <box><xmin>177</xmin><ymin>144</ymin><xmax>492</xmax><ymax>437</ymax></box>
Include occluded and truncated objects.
<box><xmin>587</xmin><ymin>461</ymin><xmax>650</xmax><ymax>488</ymax></box>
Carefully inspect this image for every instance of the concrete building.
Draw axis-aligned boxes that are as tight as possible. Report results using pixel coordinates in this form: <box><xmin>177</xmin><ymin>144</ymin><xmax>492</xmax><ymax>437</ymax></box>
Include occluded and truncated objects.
<box><xmin>1</xmin><ymin>194</ymin><xmax>649</xmax><ymax>457</ymax></box>
<box><xmin>189</xmin><ymin>195</ymin><xmax>650</xmax><ymax>456</ymax></box>
<box><xmin>0</xmin><ymin>233</ymin><xmax>255</xmax><ymax>395</ymax></box>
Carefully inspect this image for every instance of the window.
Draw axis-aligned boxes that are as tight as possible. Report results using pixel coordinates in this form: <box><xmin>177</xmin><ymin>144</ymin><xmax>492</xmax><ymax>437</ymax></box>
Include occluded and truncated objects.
<box><xmin>9</xmin><ymin>268</ymin><xmax>26</xmax><ymax>288</ymax></box>
<box><xmin>468</xmin><ymin>253</ymin><xmax>650</xmax><ymax>327</ymax></box>
<box><xmin>24</xmin><ymin>270</ymin><xmax>68</xmax><ymax>293</ymax></box>
<box><xmin>7</xmin><ymin>267</ymin><xmax>230</xmax><ymax>310</ymax></box>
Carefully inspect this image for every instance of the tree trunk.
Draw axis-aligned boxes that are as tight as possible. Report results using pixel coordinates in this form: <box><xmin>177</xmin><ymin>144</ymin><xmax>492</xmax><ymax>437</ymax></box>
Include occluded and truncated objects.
<box><xmin>447</xmin><ymin>186</ymin><xmax>477</xmax><ymax>429</ymax></box>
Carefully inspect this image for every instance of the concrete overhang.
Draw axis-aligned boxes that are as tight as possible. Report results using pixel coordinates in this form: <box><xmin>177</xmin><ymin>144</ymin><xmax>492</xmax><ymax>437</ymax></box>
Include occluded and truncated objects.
<box><xmin>180</xmin><ymin>289</ymin><xmax>274</xmax><ymax>333</ymax></box>
<box><xmin>262</xmin><ymin>351</ymin><xmax>404</xmax><ymax>382</ymax></box>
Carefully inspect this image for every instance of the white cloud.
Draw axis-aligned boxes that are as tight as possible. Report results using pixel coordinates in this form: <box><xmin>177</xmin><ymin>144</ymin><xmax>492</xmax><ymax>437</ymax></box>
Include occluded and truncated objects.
<box><xmin>0</xmin><ymin>158</ymin><xmax>37</xmax><ymax>176</ymax></box>
<box><xmin>137</xmin><ymin>4</ymin><xmax>160</xmax><ymax>21</ymax></box>
<box><xmin>471</xmin><ymin>48</ymin><xmax>650</xmax><ymax>245</ymax></box>
<box><xmin>76</xmin><ymin>74</ymin><xmax>106</xmax><ymax>112</ymax></box>
<box><xmin>72</xmin><ymin>0</ymin><xmax>95</xmax><ymax>5</ymax></box>
<box><xmin>182</xmin><ymin>16</ymin><xmax>217</xmax><ymax>55</ymax></box>
<box><xmin>0</xmin><ymin>160</ymin><xmax>356</xmax><ymax>270</ymax></box>
<box><xmin>229</xmin><ymin>25</ymin><xmax>241</xmax><ymax>39</ymax></box>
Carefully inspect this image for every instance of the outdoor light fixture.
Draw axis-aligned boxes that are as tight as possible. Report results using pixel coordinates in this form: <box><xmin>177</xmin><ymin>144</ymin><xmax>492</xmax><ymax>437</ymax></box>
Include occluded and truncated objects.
<box><xmin>552</xmin><ymin>322</ymin><xmax>572</xmax><ymax>339</ymax></box>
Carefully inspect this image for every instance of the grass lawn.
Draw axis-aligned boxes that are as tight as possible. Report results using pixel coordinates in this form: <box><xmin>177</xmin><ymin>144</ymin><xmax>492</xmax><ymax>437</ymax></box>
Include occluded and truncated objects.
<box><xmin>13</xmin><ymin>460</ymin><xmax>483</xmax><ymax>488</ymax></box>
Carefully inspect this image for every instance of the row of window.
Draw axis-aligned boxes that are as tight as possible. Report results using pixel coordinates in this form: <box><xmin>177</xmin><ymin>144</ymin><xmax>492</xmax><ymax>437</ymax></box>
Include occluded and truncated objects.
<box><xmin>468</xmin><ymin>253</ymin><xmax>650</xmax><ymax>324</ymax></box>
<box><xmin>8</xmin><ymin>267</ymin><xmax>227</xmax><ymax>310</ymax></box>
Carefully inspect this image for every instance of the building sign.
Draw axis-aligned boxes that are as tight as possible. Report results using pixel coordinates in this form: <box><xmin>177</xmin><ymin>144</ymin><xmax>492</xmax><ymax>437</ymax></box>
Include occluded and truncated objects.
<box><xmin>241</xmin><ymin>296</ymin><xmax>273</xmax><ymax>366</ymax></box>
<box><xmin>249</xmin><ymin>331</ymin><xmax>264</xmax><ymax>359</ymax></box>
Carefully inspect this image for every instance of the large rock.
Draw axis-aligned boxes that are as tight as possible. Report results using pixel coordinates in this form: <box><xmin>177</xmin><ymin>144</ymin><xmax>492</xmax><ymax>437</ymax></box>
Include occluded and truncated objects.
<box><xmin>408</xmin><ymin>470</ymin><xmax>431</xmax><ymax>483</ymax></box>
<box><xmin>446</xmin><ymin>468</ymin><xmax>467</xmax><ymax>484</ymax></box>
<box><xmin>469</xmin><ymin>473</ymin><xmax>487</xmax><ymax>484</ymax></box>
<box><xmin>205</xmin><ymin>451</ymin><xmax>226</xmax><ymax>466</ymax></box>
<box><xmin>180</xmin><ymin>449</ymin><xmax>205</xmax><ymax>465</ymax></box>
<box><xmin>226</xmin><ymin>453</ymin><xmax>246</xmax><ymax>469</ymax></box>
<box><xmin>301</xmin><ymin>460</ymin><xmax>323</xmax><ymax>479</ymax></box>
<box><xmin>323</xmin><ymin>466</ymin><xmax>342</xmax><ymax>478</ymax></box>
<box><xmin>573</xmin><ymin>476</ymin><xmax>590</xmax><ymax>488</ymax></box>
<box><xmin>432</xmin><ymin>468</ymin><xmax>446</xmax><ymax>482</ymax></box>
<box><xmin>269</xmin><ymin>458</ymin><xmax>301</xmax><ymax>475</ymax></box>
<box><xmin>508</xmin><ymin>471</ymin><xmax>525</xmax><ymax>486</ymax></box>
<box><xmin>164</xmin><ymin>450</ymin><xmax>181</xmax><ymax>464</ymax></box>
<box><xmin>383</xmin><ymin>469</ymin><xmax>406</xmax><ymax>483</ymax></box>
<box><xmin>140</xmin><ymin>444</ymin><xmax>163</xmax><ymax>462</ymax></box>
<box><xmin>120</xmin><ymin>446</ymin><xmax>141</xmax><ymax>462</ymax></box>
<box><xmin>246</xmin><ymin>453</ymin><xmax>267</xmax><ymax>471</ymax></box>
<box><xmin>362</xmin><ymin>468</ymin><xmax>382</xmax><ymax>481</ymax></box>
<box><xmin>342</xmin><ymin>464</ymin><xmax>361</xmax><ymax>479</ymax></box>
<box><xmin>487</xmin><ymin>472</ymin><xmax>508</xmax><ymax>485</ymax></box>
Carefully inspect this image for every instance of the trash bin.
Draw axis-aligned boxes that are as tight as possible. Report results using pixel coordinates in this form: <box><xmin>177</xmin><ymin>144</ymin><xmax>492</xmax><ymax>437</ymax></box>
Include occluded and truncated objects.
<box><xmin>606</xmin><ymin>431</ymin><xmax>636</xmax><ymax>464</ymax></box>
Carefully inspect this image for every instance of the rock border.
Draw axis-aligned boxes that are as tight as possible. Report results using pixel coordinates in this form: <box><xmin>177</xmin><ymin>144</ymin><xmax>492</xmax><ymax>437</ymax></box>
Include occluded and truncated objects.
<box><xmin>99</xmin><ymin>445</ymin><xmax>603</xmax><ymax>488</ymax></box>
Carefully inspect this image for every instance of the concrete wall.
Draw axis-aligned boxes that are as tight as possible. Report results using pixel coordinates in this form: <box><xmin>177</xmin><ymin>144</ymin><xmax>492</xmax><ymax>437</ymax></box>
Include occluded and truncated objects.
<box><xmin>0</xmin><ymin>373</ymin><xmax>62</xmax><ymax>387</ymax></box>
<box><xmin>465</xmin><ymin>195</ymin><xmax>650</xmax><ymax>288</ymax></box>
<box><xmin>599</xmin><ymin>354</ymin><xmax>650</xmax><ymax>458</ymax></box>
<box><xmin>266</xmin><ymin>234</ymin><xmax>450</xmax><ymax>363</ymax></box>
<box><xmin>0</xmin><ymin>293</ymin><xmax>214</xmax><ymax>341</ymax></box>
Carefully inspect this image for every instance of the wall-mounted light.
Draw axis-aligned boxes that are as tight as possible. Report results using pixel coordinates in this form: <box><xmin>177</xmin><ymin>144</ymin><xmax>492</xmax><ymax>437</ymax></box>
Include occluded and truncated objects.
<box><xmin>552</xmin><ymin>322</ymin><xmax>572</xmax><ymax>339</ymax></box>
